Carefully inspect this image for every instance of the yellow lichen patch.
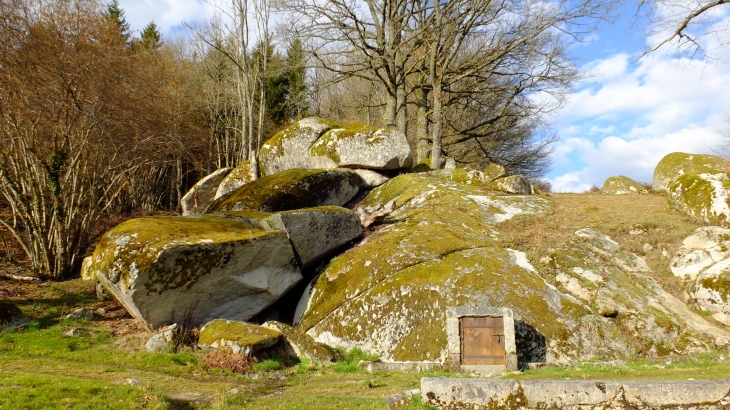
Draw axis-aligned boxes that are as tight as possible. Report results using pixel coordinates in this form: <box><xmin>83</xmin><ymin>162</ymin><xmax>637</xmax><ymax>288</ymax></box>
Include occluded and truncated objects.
<box><xmin>199</xmin><ymin>319</ymin><xmax>281</xmax><ymax>351</ymax></box>
<box><xmin>309</xmin><ymin>123</ymin><xmax>375</xmax><ymax>162</ymax></box>
<box><xmin>258</xmin><ymin>117</ymin><xmax>340</xmax><ymax>159</ymax></box>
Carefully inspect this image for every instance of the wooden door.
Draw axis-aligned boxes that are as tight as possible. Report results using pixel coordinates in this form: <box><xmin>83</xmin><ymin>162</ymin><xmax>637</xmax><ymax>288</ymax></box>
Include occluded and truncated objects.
<box><xmin>460</xmin><ymin>316</ymin><xmax>505</xmax><ymax>365</ymax></box>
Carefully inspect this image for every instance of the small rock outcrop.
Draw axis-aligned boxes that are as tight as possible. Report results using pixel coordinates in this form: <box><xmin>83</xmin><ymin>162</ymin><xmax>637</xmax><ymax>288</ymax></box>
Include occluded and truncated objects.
<box><xmin>88</xmin><ymin>215</ymin><xmax>302</xmax><ymax>329</ymax></box>
<box><xmin>483</xmin><ymin>163</ymin><xmax>506</xmax><ymax>182</ymax></box>
<box><xmin>670</xmin><ymin>227</ymin><xmax>730</xmax><ymax>280</ymax></box>
<box><xmin>671</xmin><ymin>227</ymin><xmax>730</xmax><ymax>325</ymax></box>
<box><xmin>353</xmin><ymin>169</ymin><xmax>389</xmax><ymax>188</ymax></box>
<box><xmin>199</xmin><ymin>319</ymin><xmax>281</xmax><ymax>355</ymax></box>
<box><xmin>145</xmin><ymin>323</ymin><xmax>180</xmax><ymax>353</ymax></box>
<box><xmin>223</xmin><ymin>207</ymin><xmax>363</xmax><ymax>270</ymax></box>
<box><xmin>652</xmin><ymin>152</ymin><xmax>726</xmax><ymax>192</ymax></box>
<box><xmin>667</xmin><ymin>171</ymin><xmax>730</xmax><ymax>226</ymax></box>
<box><xmin>258</xmin><ymin>118</ymin><xmax>413</xmax><ymax>177</ymax></box>
<box><xmin>208</xmin><ymin>169</ymin><xmax>364</xmax><ymax>213</ymax></box>
<box><xmin>215</xmin><ymin>161</ymin><xmax>258</xmax><ymax>200</ymax></box>
<box><xmin>491</xmin><ymin>175</ymin><xmax>532</xmax><ymax>194</ymax></box>
<box><xmin>695</xmin><ymin>262</ymin><xmax>730</xmax><ymax>325</ymax></box>
<box><xmin>181</xmin><ymin>168</ymin><xmax>232</xmax><ymax>216</ymax></box>
<box><xmin>601</xmin><ymin>175</ymin><xmax>647</xmax><ymax>194</ymax></box>
<box><xmin>263</xmin><ymin>321</ymin><xmax>335</xmax><ymax>362</ymax></box>
<box><xmin>0</xmin><ymin>303</ymin><xmax>29</xmax><ymax>331</ymax></box>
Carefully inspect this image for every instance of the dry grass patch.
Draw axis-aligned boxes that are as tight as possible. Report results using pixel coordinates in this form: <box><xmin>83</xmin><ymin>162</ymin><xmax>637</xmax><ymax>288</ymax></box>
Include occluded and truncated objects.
<box><xmin>499</xmin><ymin>193</ymin><xmax>702</xmax><ymax>299</ymax></box>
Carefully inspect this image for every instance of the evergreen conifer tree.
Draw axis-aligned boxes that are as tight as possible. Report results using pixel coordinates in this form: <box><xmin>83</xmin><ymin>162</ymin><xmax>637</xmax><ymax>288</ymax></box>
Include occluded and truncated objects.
<box><xmin>140</xmin><ymin>22</ymin><xmax>162</xmax><ymax>50</ymax></box>
<box><xmin>106</xmin><ymin>0</ymin><xmax>131</xmax><ymax>40</ymax></box>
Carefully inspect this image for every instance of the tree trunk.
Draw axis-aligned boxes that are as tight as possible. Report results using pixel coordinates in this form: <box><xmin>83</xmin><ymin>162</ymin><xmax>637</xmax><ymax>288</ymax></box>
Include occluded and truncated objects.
<box><xmin>383</xmin><ymin>89</ymin><xmax>397</xmax><ymax>127</ymax></box>
<box><xmin>396</xmin><ymin>81</ymin><xmax>407</xmax><ymax>133</ymax></box>
<box><xmin>416</xmin><ymin>84</ymin><xmax>430</xmax><ymax>163</ymax></box>
<box><xmin>431</xmin><ymin>79</ymin><xmax>443</xmax><ymax>169</ymax></box>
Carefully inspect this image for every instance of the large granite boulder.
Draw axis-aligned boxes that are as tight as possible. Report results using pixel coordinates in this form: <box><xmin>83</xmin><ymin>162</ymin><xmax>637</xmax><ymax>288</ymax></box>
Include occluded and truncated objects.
<box><xmin>215</xmin><ymin>161</ymin><xmax>258</xmax><ymax>200</ymax></box>
<box><xmin>601</xmin><ymin>175</ymin><xmax>647</xmax><ymax>194</ymax></box>
<box><xmin>653</xmin><ymin>152</ymin><xmax>726</xmax><ymax>192</ymax></box>
<box><xmin>258</xmin><ymin>119</ymin><xmax>413</xmax><ymax>177</ymax></box>
<box><xmin>667</xmin><ymin>171</ymin><xmax>730</xmax><ymax>226</ymax></box>
<box><xmin>87</xmin><ymin>215</ymin><xmax>302</xmax><ymax>329</ymax></box>
<box><xmin>491</xmin><ymin>175</ymin><xmax>532</xmax><ymax>194</ymax></box>
<box><xmin>0</xmin><ymin>303</ymin><xmax>29</xmax><ymax>331</ymax></box>
<box><xmin>310</xmin><ymin>124</ymin><xmax>413</xmax><ymax>171</ymax></box>
<box><xmin>295</xmin><ymin>172</ymin><xmax>730</xmax><ymax>365</ymax></box>
<box><xmin>222</xmin><ymin>206</ymin><xmax>363</xmax><ymax>270</ymax></box>
<box><xmin>181</xmin><ymin>168</ymin><xmax>232</xmax><ymax>216</ymax></box>
<box><xmin>258</xmin><ymin>117</ymin><xmax>339</xmax><ymax>177</ymax></box>
<box><xmin>208</xmin><ymin>169</ymin><xmax>363</xmax><ymax>214</ymax></box>
<box><xmin>199</xmin><ymin>319</ymin><xmax>281</xmax><ymax>355</ymax></box>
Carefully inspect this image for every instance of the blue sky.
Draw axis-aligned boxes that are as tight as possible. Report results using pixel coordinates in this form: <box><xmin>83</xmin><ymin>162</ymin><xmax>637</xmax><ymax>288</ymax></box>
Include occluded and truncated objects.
<box><xmin>118</xmin><ymin>1</ymin><xmax>730</xmax><ymax>192</ymax></box>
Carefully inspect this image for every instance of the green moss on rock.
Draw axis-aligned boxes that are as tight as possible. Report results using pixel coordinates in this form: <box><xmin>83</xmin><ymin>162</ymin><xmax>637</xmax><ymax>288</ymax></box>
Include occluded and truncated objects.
<box><xmin>208</xmin><ymin>169</ymin><xmax>363</xmax><ymax>213</ymax></box>
<box><xmin>653</xmin><ymin>152</ymin><xmax>726</xmax><ymax>192</ymax></box>
<box><xmin>667</xmin><ymin>171</ymin><xmax>730</xmax><ymax>226</ymax></box>
<box><xmin>199</xmin><ymin>319</ymin><xmax>281</xmax><ymax>354</ymax></box>
<box><xmin>90</xmin><ymin>215</ymin><xmax>268</xmax><ymax>286</ymax></box>
<box><xmin>310</xmin><ymin>123</ymin><xmax>374</xmax><ymax>163</ymax></box>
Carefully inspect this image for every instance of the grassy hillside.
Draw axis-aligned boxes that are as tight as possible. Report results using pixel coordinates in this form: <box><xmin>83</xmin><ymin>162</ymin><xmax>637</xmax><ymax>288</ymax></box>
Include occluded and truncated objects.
<box><xmin>499</xmin><ymin>192</ymin><xmax>703</xmax><ymax>300</ymax></box>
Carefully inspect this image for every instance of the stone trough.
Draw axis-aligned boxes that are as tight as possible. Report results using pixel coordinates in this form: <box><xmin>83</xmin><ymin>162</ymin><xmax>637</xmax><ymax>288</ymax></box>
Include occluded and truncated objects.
<box><xmin>421</xmin><ymin>378</ymin><xmax>730</xmax><ymax>409</ymax></box>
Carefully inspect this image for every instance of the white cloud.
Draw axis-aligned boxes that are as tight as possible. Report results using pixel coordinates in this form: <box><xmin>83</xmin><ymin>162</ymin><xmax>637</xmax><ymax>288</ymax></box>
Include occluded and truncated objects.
<box><xmin>550</xmin><ymin>40</ymin><xmax>730</xmax><ymax>192</ymax></box>
<box><xmin>118</xmin><ymin>0</ymin><xmax>216</xmax><ymax>35</ymax></box>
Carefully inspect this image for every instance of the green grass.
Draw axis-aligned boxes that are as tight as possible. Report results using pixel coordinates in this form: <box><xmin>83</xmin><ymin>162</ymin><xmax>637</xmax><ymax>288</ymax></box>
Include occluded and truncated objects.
<box><xmin>506</xmin><ymin>351</ymin><xmax>730</xmax><ymax>381</ymax></box>
<box><xmin>330</xmin><ymin>347</ymin><xmax>381</xmax><ymax>373</ymax></box>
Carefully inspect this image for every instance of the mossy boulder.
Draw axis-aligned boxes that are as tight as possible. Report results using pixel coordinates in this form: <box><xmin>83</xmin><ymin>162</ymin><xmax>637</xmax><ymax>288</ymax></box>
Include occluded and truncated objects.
<box><xmin>88</xmin><ymin>215</ymin><xmax>302</xmax><ymax>329</ymax></box>
<box><xmin>491</xmin><ymin>175</ymin><xmax>532</xmax><ymax>194</ymax></box>
<box><xmin>667</xmin><ymin>172</ymin><xmax>730</xmax><ymax>226</ymax></box>
<box><xmin>652</xmin><ymin>152</ymin><xmax>726</xmax><ymax>192</ymax></box>
<box><xmin>215</xmin><ymin>161</ymin><xmax>258</xmax><ymax>200</ymax></box>
<box><xmin>601</xmin><ymin>175</ymin><xmax>647</xmax><ymax>195</ymax></box>
<box><xmin>263</xmin><ymin>321</ymin><xmax>335</xmax><ymax>362</ymax></box>
<box><xmin>199</xmin><ymin>319</ymin><xmax>281</xmax><ymax>355</ymax></box>
<box><xmin>258</xmin><ymin>118</ymin><xmax>413</xmax><ymax>176</ymax></box>
<box><xmin>258</xmin><ymin>117</ymin><xmax>340</xmax><ymax>177</ymax></box>
<box><xmin>0</xmin><ymin>303</ymin><xmax>29</xmax><ymax>331</ymax></box>
<box><xmin>208</xmin><ymin>169</ymin><xmax>363</xmax><ymax>213</ymax></box>
<box><xmin>181</xmin><ymin>167</ymin><xmax>233</xmax><ymax>216</ymax></box>
<box><xmin>544</xmin><ymin>228</ymin><xmax>729</xmax><ymax>357</ymax></box>
<box><xmin>695</xmin><ymin>260</ymin><xmax>730</xmax><ymax>326</ymax></box>
<box><xmin>484</xmin><ymin>163</ymin><xmax>507</xmax><ymax>182</ymax></box>
<box><xmin>296</xmin><ymin>172</ymin><xmax>730</xmax><ymax>365</ymax></box>
<box><xmin>310</xmin><ymin>124</ymin><xmax>413</xmax><ymax>170</ymax></box>
<box><xmin>222</xmin><ymin>206</ymin><xmax>363</xmax><ymax>270</ymax></box>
